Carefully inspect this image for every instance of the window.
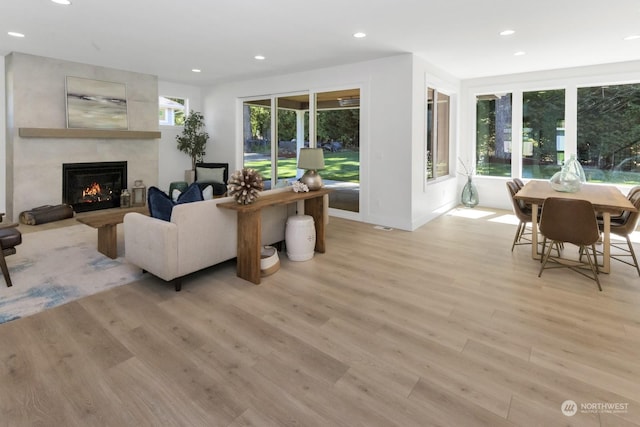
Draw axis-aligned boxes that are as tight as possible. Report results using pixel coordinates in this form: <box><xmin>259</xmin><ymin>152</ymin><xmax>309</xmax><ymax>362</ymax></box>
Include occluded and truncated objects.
<box><xmin>476</xmin><ymin>93</ymin><xmax>512</xmax><ymax>176</ymax></box>
<box><xmin>577</xmin><ymin>83</ymin><xmax>640</xmax><ymax>183</ymax></box>
<box><xmin>426</xmin><ymin>88</ymin><xmax>450</xmax><ymax>180</ymax></box>
<box><xmin>159</xmin><ymin>96</ymin><xmax>186</xmax><ymax>126</ymax></box>
<box><xmin>242</xmin><ymin>98</ymin><xmax>272</xmax><ymax>182</ymax></box>
<box><xmin>522</xmin><ymin>89</ymin><xmax>565</xmax><ymax>179</ymax></box>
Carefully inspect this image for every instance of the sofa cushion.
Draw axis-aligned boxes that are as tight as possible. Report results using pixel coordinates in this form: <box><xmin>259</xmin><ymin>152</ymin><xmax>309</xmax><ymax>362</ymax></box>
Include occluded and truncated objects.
<box><xmin>176</xmin><ymin>182</ymin><xmax>204</xmax><ymax>204</ymax></box>
<box><xmin>173</xmin><ymin>184</ymin><xmax>216</xmax><ymax>201</ymax></box>
<box><xmin>148</xmin><ymin>187</ymin><xmax>174</xmax><ymax>221</ymax></box>
<box><xmin>201</xmin><ymin>185</ymin><xmax>214</xmax><ymax>200</ymax></box>
<box><xmin>148</xmin><ymin>183</ymin><xmax>204</xmax><ymax>221</ymax></box>
<box><xmin>202</xmin><ymin>182</ymin><xmax>227</xmax><ymax>196</ymax></box>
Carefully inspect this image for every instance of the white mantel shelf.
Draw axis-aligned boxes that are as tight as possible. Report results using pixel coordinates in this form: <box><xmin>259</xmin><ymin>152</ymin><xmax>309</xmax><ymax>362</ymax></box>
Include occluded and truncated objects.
<box><xmin>18</xmin><ymin>128</ymin><xmax>161</xmax><ymax>139</ymax></box>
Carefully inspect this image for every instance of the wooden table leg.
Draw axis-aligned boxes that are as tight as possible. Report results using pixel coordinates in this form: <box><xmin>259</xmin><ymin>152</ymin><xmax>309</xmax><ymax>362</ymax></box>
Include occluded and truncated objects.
<box><xmin>236</xmin><ymin>210</ymin><xmax>261</xmax><ymax>284</ymax></box>
<box><xmin>305</xmin><ymin>195</ymin><xmax>326</xmax><ymax>253</ymax></box>
<box><xmin>97</xmin><ymin>225</ymin><xmax>118</xmax><ymax>259</ymax></box>
<box><xmin>601</xmin><ymin>212</ymin><xmax>611</xmax><ymax>274</ymax></box>
<box><xmin>531</xmin><ymin>203</ymin><xmax>540</xmax><ymax>260</ymax></box>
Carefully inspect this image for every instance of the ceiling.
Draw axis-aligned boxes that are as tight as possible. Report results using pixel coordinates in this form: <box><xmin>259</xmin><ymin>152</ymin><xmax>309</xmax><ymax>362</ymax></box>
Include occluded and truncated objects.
<box><xmin>2</xmin><ymin>0</ymin><xmax>640</xmax><ymax>86</ymax></box>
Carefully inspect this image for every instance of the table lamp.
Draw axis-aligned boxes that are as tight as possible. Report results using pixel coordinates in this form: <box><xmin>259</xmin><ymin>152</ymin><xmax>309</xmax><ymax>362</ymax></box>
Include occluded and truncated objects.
<box><xmin>298</xmin><ymin>148</ymin><xmax>325</xmax><ymax>191</ymax></box>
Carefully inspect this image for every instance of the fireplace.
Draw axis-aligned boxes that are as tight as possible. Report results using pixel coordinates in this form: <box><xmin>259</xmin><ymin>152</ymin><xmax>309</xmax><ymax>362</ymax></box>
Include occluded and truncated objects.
<box><xmin>63</xmin><ymin>161</ymin><xmax>127</xmax><ymax>212</ymax></box>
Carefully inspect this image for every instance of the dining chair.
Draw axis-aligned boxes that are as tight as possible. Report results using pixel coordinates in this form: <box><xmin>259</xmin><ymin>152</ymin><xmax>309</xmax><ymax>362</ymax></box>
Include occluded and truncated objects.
<box><xmin>0</xmin><ymin>213</ymin><xmax>22</xmax><ymax>287</ymax></box>
<box><xmin>538</xmin><ymin>197</ymin><xmax>602</xmax><ymax>291</ymax></box>
<box><xmin>596</xmin><ymin>185</ymin><xmax>640</xmax><ymax>222</ymax></box>
<box><xmin>513</xmin><ymin>178</ymin><xmax>525</xmax><ymax>190</ymax></box>
<box><xmin>506</xmin><ymin>181</ymin><xmax>537</xmax><ymax>251</ymax></box>
<box><xmin>597</xmin><ymin>186</ymin><xmax>640</xmax><ymax>276</ymax></box>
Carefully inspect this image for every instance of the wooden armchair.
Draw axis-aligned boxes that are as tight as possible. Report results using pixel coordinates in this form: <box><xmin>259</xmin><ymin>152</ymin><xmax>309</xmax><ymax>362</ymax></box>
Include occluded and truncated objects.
<box><xmin>0</xmin><ymin>213</ymin><xmax>22</xmax><ymax>287</ymax></box>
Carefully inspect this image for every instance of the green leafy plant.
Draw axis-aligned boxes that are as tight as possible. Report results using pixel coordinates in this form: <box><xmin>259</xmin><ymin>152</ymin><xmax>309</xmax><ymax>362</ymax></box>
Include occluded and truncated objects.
<box><xmin>176</xmin><ymin>110</ymin><xmax>209</xmax><ymax>170</ymax></box>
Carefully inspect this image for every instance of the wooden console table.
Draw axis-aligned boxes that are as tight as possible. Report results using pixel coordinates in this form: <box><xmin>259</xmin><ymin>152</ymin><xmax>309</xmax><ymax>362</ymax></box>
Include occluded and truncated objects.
<box><xmin>76</xmin><ymin>206</ymin><xmax>149</xmax><ymax>259</ymax></box>
<box><xmin>218</xmin><ymin>188</ymin><xmax>331</xmax><ymax>284</ymax></box>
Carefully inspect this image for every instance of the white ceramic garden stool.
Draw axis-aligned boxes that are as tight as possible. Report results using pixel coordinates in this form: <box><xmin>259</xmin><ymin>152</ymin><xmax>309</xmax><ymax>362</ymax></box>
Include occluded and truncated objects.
<box><xmin>285</xmin><ymin>215</ymin><xmax>316</xmax><ymax>261</ymax></box>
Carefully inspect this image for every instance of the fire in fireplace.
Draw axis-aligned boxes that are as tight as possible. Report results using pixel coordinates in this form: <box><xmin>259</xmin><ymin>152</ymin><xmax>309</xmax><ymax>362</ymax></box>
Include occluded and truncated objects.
<box><xmin>63</xmin><ymin>161</ymin><xmax>127</xmax><ymax>212</ymax></box>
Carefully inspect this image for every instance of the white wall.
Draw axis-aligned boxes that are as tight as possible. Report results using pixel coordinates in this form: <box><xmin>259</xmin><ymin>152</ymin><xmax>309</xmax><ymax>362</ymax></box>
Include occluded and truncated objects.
<box><xmin>411</xmin><ymin>55</ymin><xmax>462</xmax><ymax>229</ymax></box>
<box><xmin>203</xmin><ymin>54</ymin><xmax>461</xmax><ymax>231</ymax></box>
<box><xmin>460</xmin><ymin>60</ymin><xmax>640</xmax><ymax>212</ymax></box>
<box><xmin>157</xmin><ymin>80</ymin><xmax>203</xmax><ymax>191</ymax></box>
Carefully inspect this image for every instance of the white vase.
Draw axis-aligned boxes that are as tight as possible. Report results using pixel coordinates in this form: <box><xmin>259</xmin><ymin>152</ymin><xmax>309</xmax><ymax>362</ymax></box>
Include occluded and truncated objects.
<box><xmin>184</xmin><ymin>169</ymin><xmax>195</xmax><ymax>184</ymax></box>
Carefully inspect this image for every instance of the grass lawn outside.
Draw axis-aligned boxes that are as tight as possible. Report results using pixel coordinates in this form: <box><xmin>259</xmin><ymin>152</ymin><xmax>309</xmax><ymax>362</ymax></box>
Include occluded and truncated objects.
<box><xmin>244</xmin><ymin>150</ymin><xmax>360</xmax><ymax>183</ymax></box>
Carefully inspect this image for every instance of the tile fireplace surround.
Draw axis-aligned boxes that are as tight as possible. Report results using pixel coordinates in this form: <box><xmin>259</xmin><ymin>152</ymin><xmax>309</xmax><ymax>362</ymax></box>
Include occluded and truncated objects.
<box><xmin>5</xmin><ymin>52</ymin><xmax>160</xmax><ymax>221</ymax></box>
<box><xmin>8</xmin><ymin>137</ymin><xmax>158</xmax><ymax>220</ymax></box>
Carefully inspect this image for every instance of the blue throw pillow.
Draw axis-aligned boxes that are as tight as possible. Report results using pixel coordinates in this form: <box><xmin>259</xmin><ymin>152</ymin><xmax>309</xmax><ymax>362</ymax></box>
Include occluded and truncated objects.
<box><xmin>147</xmin><ymin>183</ymin><xmax>204</xmax><ymax>222</ymax></box>
<box><xmin>177</xmin><ymin>182</ymin><xmax>204</xmax><ymax>204</ymax></box>
<box><xmin>147</xmin><ymin>186</ymin><xmax>174</xmax><ymax>222</ymax></box>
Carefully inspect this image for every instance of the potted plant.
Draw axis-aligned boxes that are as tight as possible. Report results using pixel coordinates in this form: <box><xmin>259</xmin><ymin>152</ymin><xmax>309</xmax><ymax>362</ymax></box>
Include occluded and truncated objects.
<box><xmin>176</xmin><ymin>110</ymin><xmax>209</xmax><ymax>183</ymax></box>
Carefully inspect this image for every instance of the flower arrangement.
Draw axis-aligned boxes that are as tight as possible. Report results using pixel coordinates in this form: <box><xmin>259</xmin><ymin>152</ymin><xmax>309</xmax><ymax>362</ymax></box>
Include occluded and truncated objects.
<box><xmin>227</xmin><ymin>168</ymin><xmax>264</xmax><ymax>204</ymax></box>
<box><xmin>292</xmin><ymin>180</ymin><xmax>309</xmax><ymax>193</ymax></box>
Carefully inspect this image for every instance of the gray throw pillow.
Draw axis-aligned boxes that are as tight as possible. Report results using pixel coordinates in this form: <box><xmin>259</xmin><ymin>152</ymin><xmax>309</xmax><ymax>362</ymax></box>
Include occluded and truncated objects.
<box><xmin>196</xmin><ymin>167</ymin><xmax>225</xmax><ymax>184</ymax></box>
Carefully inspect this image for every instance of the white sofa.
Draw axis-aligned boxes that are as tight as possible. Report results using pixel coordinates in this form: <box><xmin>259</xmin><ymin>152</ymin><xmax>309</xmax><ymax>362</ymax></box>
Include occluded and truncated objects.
<box><xmin>124</xmin><ymin>188</ymin><xmax>294</xmax><ymax>291</ymax></box>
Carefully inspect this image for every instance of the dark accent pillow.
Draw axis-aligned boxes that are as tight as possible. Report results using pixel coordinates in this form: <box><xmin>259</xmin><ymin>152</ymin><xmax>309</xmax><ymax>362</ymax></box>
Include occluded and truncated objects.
<box><xmin>148</xmin><ymin>183</ymin><xmax>204</xmax><ymax>222</ymax></box>
<box><xmin>196</xmin><ymin>182</ymin><xmax>227</xmax><ymax>196</ymax></box>
<box><xmin>177</xmin><ymin>182</ymin><xmax>204</xmax><ymax>204</ymax></box>
<box><xmin>147</xmin><ymin>186</ymin><xmax>174</xmax><ymax>222</ymax></box>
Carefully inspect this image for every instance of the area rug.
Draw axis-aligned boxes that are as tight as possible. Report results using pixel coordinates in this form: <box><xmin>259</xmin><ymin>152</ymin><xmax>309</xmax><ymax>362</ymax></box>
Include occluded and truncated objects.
<box><xmin>0</xmin><ymin>224</ymin><xmax>142</xmax><ymax>324</ymax></box>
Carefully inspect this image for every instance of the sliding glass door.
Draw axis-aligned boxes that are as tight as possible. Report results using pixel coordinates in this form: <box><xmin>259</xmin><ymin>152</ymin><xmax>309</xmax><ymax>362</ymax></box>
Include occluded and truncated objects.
<box><xmin>242</xmin><ymin>89</ymin><xmax>360</xmax><ymax>214</ymax></box>
<box><xmin>315</xmin><ymin>89</ymin><xmax>360</xmax><ymax>212</ymax></box>
<box><xmin>242</xmin><ymin>98</ymin><xmax>272</xmax><ymax>183</ymax></box>
<box><xmin>243</xmin><ymin>95</ymin><xmax>309</xmax><ymax>188</ymax></box>
<box><xmin>277</xmin><ymin>95</ymin><xmax>309</xmax><ymax>185</ymax></box>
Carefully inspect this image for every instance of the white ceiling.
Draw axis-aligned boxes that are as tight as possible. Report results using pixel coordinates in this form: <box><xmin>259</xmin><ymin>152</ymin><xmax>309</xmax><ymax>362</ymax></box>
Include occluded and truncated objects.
<box><xmin>2</xmin><ymin>0</ymin><xmax>640</xmax><ymax>86</ymax></box>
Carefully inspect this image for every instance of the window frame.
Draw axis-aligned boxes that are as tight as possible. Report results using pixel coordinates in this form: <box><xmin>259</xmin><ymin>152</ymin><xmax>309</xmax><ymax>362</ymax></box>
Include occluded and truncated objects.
<box><xmin>426</xmin><ymin>86</ymin><xmax>452</xmax><ymax>184</ymax></box>
<box><xmin>158</xmin><ymin>95</ymin><xmax>188</xmax><ymax>127</ymax></box>
<box><xmin>471</xmin><ymin>80</ymin><xmax>640</xmax><ymax>186</ymax></box>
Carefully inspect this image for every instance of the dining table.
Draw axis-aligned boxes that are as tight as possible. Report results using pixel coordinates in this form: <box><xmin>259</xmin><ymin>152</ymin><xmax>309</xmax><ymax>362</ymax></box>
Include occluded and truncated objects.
<box><xmin>514</xmin><ymin>180</ymin><xmax>637</xmax><ymax>273</ymax></box>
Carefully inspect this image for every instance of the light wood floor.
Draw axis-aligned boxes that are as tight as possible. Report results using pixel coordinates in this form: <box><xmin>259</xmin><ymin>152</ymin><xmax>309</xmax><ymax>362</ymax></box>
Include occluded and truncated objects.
<box><xmin>1</xmin><ymin>207</ymin><xmax>640</xmax><ymax>426</ymax></box>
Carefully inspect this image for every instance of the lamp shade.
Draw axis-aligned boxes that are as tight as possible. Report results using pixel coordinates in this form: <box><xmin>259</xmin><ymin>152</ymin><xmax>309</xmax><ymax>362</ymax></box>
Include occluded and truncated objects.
<box><xmin>297</xmin><ymin>148</ymin><xmax>325</xmax><ymax>170</ymax></box>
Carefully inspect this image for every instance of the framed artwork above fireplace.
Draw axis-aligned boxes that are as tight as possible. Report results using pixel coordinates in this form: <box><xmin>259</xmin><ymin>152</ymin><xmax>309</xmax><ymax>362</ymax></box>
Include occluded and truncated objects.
<box><xmin>65</xmin><ymin>76</ymin><xmax>128</xmax><ymax>130</ymax></box>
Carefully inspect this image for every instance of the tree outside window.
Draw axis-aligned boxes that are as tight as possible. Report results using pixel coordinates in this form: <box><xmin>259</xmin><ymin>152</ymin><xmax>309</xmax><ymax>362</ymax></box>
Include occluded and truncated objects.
<box><xmin>577</xmin><ymin>83</ymin><xmax>640</xmax><ymax>183</ymax></box>
<box><xmin>522</xmin><ymin>89</ymin><xmax>565</xmax><ymax>179</ymax></box>
<box><xmin>476</xmin><ymin>93</ymin><xmax>512</xmax><ymax>177</ymax></box>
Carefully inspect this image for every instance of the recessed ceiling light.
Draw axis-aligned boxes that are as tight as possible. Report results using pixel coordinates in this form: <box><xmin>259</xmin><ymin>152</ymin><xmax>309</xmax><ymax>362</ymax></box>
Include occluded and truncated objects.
<box><xmin>8</xmin><ymin>32</ymin><xmax>25</xmax><ymax>38</ymax></box>
<box><xmin>624</xmin><ymin>35</ymin><xmax>640</xmax><ymax>41</ymax></box>
<box><xmin>51</xmin><ymin>0</ymin><xmax>72</xmax><ymax>4</ymax></box>
<box><xmin>500</xmin><ymin>30</ymin><xmax>515</xmax><ymax>36</ymax></box>
<box><xmin>254</xmin><ymin>55</ymin><xmax>266</xmax><ymax>60</ymax></box>
<box><xmin>514</xmin><ymin>51</ymin><xmax>526</xmax><ymax>56</ymax></box>
<box><xmin>191</xmin><ymin>69</ymin><xmax>201</xmax><ymax>73</ymax></box>
<box><xmin>353</xmin><ymin>32</ymin><xmax>367</xmax><ymax>38</ymax></box>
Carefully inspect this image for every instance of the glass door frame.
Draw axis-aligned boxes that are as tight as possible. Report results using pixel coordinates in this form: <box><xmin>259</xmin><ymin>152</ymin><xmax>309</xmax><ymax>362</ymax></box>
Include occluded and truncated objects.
<box><xmin>238</xmin><ymin>85</ymin><xmax>364</xmax><ymax>220</ymax></box>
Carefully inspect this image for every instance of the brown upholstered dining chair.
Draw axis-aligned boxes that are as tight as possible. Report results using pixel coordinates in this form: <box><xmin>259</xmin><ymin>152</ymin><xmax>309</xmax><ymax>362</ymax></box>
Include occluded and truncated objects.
<box><xmin>506</xmin><ymin>180</ymin><xmax>538</xmax><ymax>251</ymax></box>
<box><xmin>538</xmin><ymin>198</ymin><xmax>602</xmax><ymax>290</ymax></box>
<box><xmin>512</xmin><ymin>178</ymin><xmax>525</xmax><ymax>190</ymax></box>
<box><xmin>597</xmin><ymin>186</ymin><xmax>640</xmax><ymax>276</ymax></box>
<box><xmin>0</xmin><ymin>213</ymin><xmax>22</xmax><ymax>287</ymax></box>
